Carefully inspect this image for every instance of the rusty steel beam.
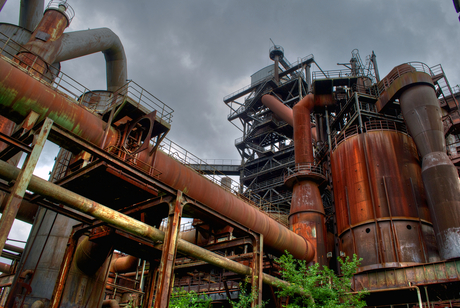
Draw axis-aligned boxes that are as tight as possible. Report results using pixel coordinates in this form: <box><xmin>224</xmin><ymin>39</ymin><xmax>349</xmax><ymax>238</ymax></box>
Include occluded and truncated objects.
<box><xmin>49</xmin><ymin>230</ymin><xmax>79</xmax><ymax>308</ymax></box>
<box><xmin>0</xmin><ymin>118</ymin><xmax>52</xmax><ymax>254</ymax></box>
<box><xmin>0</xmin><ymin>159</ymin><xmax>311</xmax><ymax>299</ymax></box>
<box><xmin>154</xmin><ymin>192</ymin><xmax>184</xmax><ymax>308</ymax></box>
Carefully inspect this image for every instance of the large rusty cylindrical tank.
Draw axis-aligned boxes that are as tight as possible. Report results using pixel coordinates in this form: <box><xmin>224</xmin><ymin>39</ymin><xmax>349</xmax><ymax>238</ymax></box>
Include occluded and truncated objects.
<box><xmin>331</xmin><ymin>125</ymin><xmax>439</xmax><ymax>271</ymax></box>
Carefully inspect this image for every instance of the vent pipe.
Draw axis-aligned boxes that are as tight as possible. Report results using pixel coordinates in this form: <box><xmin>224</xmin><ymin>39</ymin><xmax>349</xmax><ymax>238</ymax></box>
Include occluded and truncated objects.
<box><xmin>19</xmin><ymin>0</ymin><xmax>45</xmax><ymax>32</ymax></box>
<box><xmin>261</xmin><ymin>94</ymin><xmax>327</xmax><ymax>265</ymax></box>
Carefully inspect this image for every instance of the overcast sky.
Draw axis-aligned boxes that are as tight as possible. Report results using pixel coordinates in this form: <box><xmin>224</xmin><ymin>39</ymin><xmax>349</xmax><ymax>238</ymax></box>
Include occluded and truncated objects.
<box><xmin>0</xmin><ymin>0</ymin><xmax>459</xmax><ymax>245</ymax></box>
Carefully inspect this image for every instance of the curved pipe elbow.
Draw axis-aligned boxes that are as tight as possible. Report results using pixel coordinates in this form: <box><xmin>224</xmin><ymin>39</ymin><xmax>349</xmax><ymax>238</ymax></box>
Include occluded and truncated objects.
<box><xmin>110</xmin><ymin>255</ymin><xmax>138</xmax><ymax>274</ymax></box>
<box><xmin>295</xmin><ymin>93</ymin><xmax>315</xmax><ymax>112</ymax></box>
<box><xmin>261</xmin><ymin>94</ymin><xmax>294</xmax><ymax>126</ymax></box>
<box><xmin>74</xmin><ymin>236</ymin><xmax>112</xmax><ymax>276</ymax></box>
<box><xmin>55</xmin><ymin>28</ymin><xmax>127</xmax><ymax>91</ymax></box>
<box><xmin>304</xmin><ymin>237</ymin><xmax>316</xmax><ymax>263</ymax></box>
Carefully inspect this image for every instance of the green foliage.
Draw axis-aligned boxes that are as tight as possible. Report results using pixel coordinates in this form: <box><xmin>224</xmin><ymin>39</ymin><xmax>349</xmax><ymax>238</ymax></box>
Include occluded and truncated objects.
<box><xmin>169</xmin><ymin>288</ymin><xmax>212</xmax><ymax>308</ymax></box>
<box><xmin>275</xmin><ymin>252</ymin><xmax>368</xmax><ymax>308</ymax></box>
<box><xmin>229</xmin><ymin>277</ymin><xmax>267</xmax><ymax>308</ymax></box>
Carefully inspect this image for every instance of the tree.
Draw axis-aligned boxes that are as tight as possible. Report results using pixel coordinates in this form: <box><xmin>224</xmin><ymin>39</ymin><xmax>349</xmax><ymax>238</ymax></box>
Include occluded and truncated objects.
<box><xmin>275</xmin><ymin>252</ymin><xmax>368</xmax><ymax>308</ymax></box>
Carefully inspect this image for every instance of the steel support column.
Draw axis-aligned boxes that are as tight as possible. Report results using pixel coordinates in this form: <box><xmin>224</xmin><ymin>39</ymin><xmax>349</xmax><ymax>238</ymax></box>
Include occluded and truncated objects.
<box><xmin>49</xmin><ymin>229</ymin><xmax>81</xmax><ymax>308</ymax></box>
<box><xmin>144</xmin><ymin>266</ymin><xmax>159</xmax><ymax>308</ymax></box>
<box><xmin>154</xmin><ymin>191</ymin><xmax>184</xmax><ymax>308</ymax></box>
<box><xmin>251</xmin><ymin>234</ymin><xmax>263</xmax><ymax>308</ymax></box>
<box><xmin>0</xmin><ymin>117</ymin><xmax>53</xmax><ymax>253</ymax></box>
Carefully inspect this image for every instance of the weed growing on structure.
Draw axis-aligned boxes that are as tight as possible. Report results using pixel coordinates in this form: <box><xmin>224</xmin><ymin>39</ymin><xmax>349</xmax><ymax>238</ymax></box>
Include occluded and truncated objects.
<box><xmin>275</xmin><ymin>252</ymin><xmax>368</xmax><ymax>308</ymax></box>
<box><xmin>229</xmin><ymin>277</ymin><xmax>268</xmax><ymax>308</ymax></box>
<box><xmin>168</xmin><ymin>288</ymin><xmax>212</xmax><ymax>308</ymax></box>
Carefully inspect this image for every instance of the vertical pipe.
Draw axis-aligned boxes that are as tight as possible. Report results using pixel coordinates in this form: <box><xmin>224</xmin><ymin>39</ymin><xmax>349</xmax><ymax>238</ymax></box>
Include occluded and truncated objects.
<box><xmin>19</xmin><ymin>0</ymin><xmax>45</xmax><ymax>32</ymax></box>
<box><xmin>305</xmin><ymin>63</ymin><xmax>312</xmax><ymax>93</ymax></box>
<box><xmin>49</xmin><ymin>231</ymin><xmax>79</xmax><ymax>308</ymax></box>
<box><xmin>399</xmin><ymin>84</ymin><xmax>460</xmax><ymax>260</ymax></box>
<box><xmin>371</xmin><ymin>51</ymin><xmax>380</xmax><ymax>82</ymax></box>
<box><xmin>289</xmin><ymin>94</ymin><xmax>327</xmax><ymax>266</ymax></box>
<box><xmin>154</xmin><ymin>193</ymin><xmax>184</xmax><ymax>308</ymax></box>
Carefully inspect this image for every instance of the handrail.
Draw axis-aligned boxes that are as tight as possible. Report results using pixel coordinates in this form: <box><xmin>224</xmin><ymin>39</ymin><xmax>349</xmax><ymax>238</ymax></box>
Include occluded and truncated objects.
<box><xmin>376</xmin><ymin>62</ymin><xmax>433</xmax><ymax>96</ymax></box>
<box><xmin>312</xmin><ymin>69</ymin><xmax>353</xmax><ymax>80</ymax></box>
<box><xmin>159</xmin><ymin>138</ymin><xmax>289</xmax><ymax>226</ymax></box>
<box><xmin>0</xmin><ymin>31</ymin><xmax>174</xmax><ymax>123</ymax></box>
<box><xmin>284</xmin><ymin>162</ymin><xmax>326</xmax><ymax>181</ymax></box>
<box><xmin>331</xmin><ymin>120</ymin><xmax>408</xmax><ymax>151</ymax></box>
<box><xmin>224</xmin><ymin>54</ymin><xmax>313</xmax><ymax>103</ymax></box>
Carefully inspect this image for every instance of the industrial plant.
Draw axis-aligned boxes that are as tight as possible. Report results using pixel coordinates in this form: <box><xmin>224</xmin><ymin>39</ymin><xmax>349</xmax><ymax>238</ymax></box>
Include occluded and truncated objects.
<box><xmin>0</xmin><ymin>1</ymin><xmax>459</xmax><ymax>307</ymax></box>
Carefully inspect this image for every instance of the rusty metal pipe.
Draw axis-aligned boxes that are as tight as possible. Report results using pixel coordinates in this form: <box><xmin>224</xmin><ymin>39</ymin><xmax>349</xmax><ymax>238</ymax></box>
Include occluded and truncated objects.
<box><xmin>0</xmin><ymin>261</ymin><xmax>11</xmax><ymax>273</ymax></box>
<box><xmin>74</xmin><ymin>236</ymin><xmax>112</xmax><ymax>276</ymax></box>
<box><xmin>291</xmin><ymin>94</ymin><xmax>326</xmax><ymax>265</ymax></box>
<box><xmin>0</xmin><ymin>159</ymin><xmax>310</xmax><ymax>297</ymax></box>
<box><xmin>0</xmin><ymin>57</ymin><xmax>120</xmax><ymax>148</ymax></box>
<box><xmin>110</xmin><ymin>255</ymin><xmax>138</xmax><ymax>274</ymax></box>
<box><xmin>55</xmin><ymin>28</ymin><xmax>128</xmax><ymax>91</ymax></box>
<box><xmin>16</xmin><ymin>7</ymin><xmax>69</xmax><ymax>77</ymax></box>
<box><xmin>260</xmin><ymin>94</ymin><xmax>326</xmax><ymax>265</ymax></box>
<box><xmin>0</xmin><ymin>56</ymin><xmax>312</xmax><ymax>261</ymax></box>
<box><xmin>148</xmin><ymin>150</ymin><xmax>313</xmax><ymax>261</ymax></box>
<box><xmin>293</xmin><ymin>94</ymin><xmax>315</xmax><ymax>164</ymax></box>
<box><xmin>19</xmin><ymin>0</ymin><xmax>45</xmax><ymax>32</ymax></box>
<box><xmin>0</xmin><ymin>191</ymin><xmax>39</xmax><ymax>224</ymax></box>
<box><xmin>261</xmin><ymin>94</ymin><xmax>294</xmax><ymax>126</ymax></box>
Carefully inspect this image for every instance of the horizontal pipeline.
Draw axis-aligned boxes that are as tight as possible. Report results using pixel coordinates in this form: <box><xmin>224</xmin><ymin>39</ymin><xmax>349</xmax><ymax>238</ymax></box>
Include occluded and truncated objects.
<box><xmin>0</xmin><ymin>159</ymin><xmax>309</xmax><ymax>297</ymax></box>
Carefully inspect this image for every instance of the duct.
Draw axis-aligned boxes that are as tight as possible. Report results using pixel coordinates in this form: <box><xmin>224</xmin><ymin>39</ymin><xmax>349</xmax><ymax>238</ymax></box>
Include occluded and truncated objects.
<box><xmin>19</xmin><ymin>0</ymin><xmax>45</xmax><ymax>32</ymax></box>
<box><xmin>261</xmin><ymin>94</ymin><xmax>318</xmax><ymax>147</ymax></box>
<box><xmin>14</xmin><ymin>3</ymin><xmax>126</xmax><ymax>92</ymax></box>
<box><xmin>261</xmin><ymin>95</ymin><xmax>294</xmax><ymax>126</ymax></box>
<box><xmin>110</xmin><ymin>255</ymin><xmax>138</xmax><ymax>274</ymax></box>
<box><xmin>0</xmin><ymin>159</ymin><xmax>311</xmax><ymax>298</ymax></box>
<box><xmin>290</xmin><ymin>94</ymin><xmax>327</xmax><ymax>265</ymax></box>
<box><xmin>74</xmin><ymin>236</ymin><xmax>112</xmax><ymax>276</ymax></box>
<box><xmin>0</xmin><ymin>261</ymin><xmax>10</xmax><ymax>273</ymax></box>
<box><xmin>0</xmin><ymin>191</ymin><xmax>39</xmax><ymax>224</ymax></box>
<box><xmin>398</xmin><ymin>81</ymin><xmax>460</xmax><ymax>260</ymax></box>
<box><xmin>0</xmin><ymin>57</ymin><xmax>313</xmax><ymax>262</ymax></box>
<box><xmin>146</xmin><ymin>150</ymin><xmax>313</xmax><ymax>261</ymax></box>
<box><xmin>180</xmin><ymin>228</ymin><xmax>211</xmax><ymax>246</ymax></box>
<box><xmin>54</xmin><ymin>28</ymin><xmax>128</xmax><ymax>92</ymax></box>
<box><xmin>260</xmin><ymin>94</ymin><xmax>327</xmax><ymax>265</ymax></box>
<box><xmin>16</xmin><ymin>6</ymin><xmax>69</xmax><ymax>77</ymax></box>
<box><xmin>0</xmin><ymin>57</ymin><xmax>120</xmax><ymax>148</ymax></box>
